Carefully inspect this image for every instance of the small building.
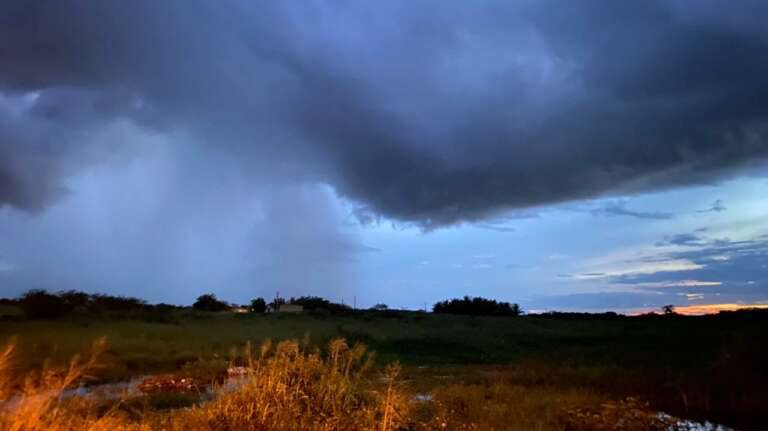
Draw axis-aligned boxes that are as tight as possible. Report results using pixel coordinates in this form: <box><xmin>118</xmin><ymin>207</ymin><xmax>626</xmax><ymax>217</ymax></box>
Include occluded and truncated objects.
<box><xmin>277</xmin><ymin>304</ymin><xmax>303</xmax><ymax>313</ymax></box>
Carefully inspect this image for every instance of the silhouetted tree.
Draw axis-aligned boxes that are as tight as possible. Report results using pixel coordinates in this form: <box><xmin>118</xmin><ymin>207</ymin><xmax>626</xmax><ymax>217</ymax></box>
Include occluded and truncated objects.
<box><xmin>433</xmin><ymin>296</ymin><xmax>522</xmax><ymax>317</ymax></box>
<box><xmin>90</xmin><ymin>293</ymin><xmax>147</xmax><ymax>311</ymax></box>
<box><xmin>249</xmin><ymin>297</ymin><xmax>267</xmax><ymax>313</ymax></box>
<box><xmin>59</xmin><ymin>290</ymin><xmax>91</xmax><ymax>311</ymax></box>
<box><xmin>288</xmin><ymin>296</ymin><xmax>352</xmax><ymax>314</ymax></box>
<box><xmin>371</xmin><ymin>303</ymin><xmax>389</xmax><ymax>311</ymax></box>
<box><xmin>193</xmin><ymin>294</ymin><xmax>229</xmax><ymax>312</ymax></box>
<box><xmin>19</xmin><ymin>289</ymin><xmax>67</xmax><ymax>319</ymax></box>
<box><xmin>661</xmin><ymin>304</ymin><xmax>676</xmax><ymax>315</ymax></box>
<box><xmin>289</xmin><ymin>296</ymin><xmax>331</xmax><ymax>310</ymax></box>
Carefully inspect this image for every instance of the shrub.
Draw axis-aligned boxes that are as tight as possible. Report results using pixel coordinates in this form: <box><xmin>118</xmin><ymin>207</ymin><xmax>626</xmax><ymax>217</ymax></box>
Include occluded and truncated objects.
<box><xmin>289</xmin><ymin>296</ymin><xmax>331</xmax><ymax>310</ymax></box>
<box><xmin>59</xmin><ymin>290</ymin><xmax>91</xmax><ymax>311</ymax></box>
<box><xmin>288</xmin><ymin>296</ymin><xmax>353</xmax><ymax>314</ymax></box>
<box><xmin>192</xmin><ymin>294</ymin><xmax>229</xmax><ymax>312</ymax></box>
<box><xmin>166</xmin><ymin>339</ymin><xmax>407</xmax><ymax>430</ymax></box>
<box><xmin>90</xmin><ymin>294</ymin><xmax>147</xmax><ymax>312</ymax></box>
<box><xmin>326</xmin><ymin>302</ymin><xmax>353</xmax><ymax>315</ymax></box>
<box><xmin>19</xmin><ymin>289</ymin><xmax>68</xmax><ymax>319</ymax></box>
<box><xmin>432</xmin><ymin>296</ymin><xmax>522</xmax><ymax>317</ymax></box>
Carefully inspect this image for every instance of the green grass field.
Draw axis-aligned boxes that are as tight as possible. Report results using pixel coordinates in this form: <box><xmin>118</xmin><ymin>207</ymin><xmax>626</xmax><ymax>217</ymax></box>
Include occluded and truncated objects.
<box><xmin>2</xmin><ymin>310</ymin><xmax>767</xmax><ymax>428</ymax></box>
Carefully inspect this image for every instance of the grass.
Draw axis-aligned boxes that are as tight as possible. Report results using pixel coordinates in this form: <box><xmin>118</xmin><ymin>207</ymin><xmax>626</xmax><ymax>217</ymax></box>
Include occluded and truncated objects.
<box><xmin>0</xmin><ymin>337</ymin><xmax>410</xmax><ymax>430</ymax></box>
<box><xmin>1</xmin><ymin>310</ymin><xmax>767</xmax><ymax>428</ymax></box>
<box><xmin>0</xmin><ymin>336</ymin><xmax>677</xmax><ymax>431</ymax></box>
<box><xmin>0</xmin><ymin>305</ymin><xmax>23</xmax><ymax>319</ymax></box>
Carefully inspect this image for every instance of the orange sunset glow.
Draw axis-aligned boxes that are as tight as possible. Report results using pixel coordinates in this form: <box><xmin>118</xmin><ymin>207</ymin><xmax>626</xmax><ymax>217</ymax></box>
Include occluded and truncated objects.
<box><xmin>671</xmin><ymin>303</ymin><xmax>768</xmax><ymax>315</ymax></box>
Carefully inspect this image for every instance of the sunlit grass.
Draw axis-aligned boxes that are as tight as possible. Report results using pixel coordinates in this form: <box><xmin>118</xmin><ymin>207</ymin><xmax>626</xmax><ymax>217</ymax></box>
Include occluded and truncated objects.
<box><xmin>0</xmin><ymin>337</ymin><xmax>409</xmax><ymax>431</ymax></box>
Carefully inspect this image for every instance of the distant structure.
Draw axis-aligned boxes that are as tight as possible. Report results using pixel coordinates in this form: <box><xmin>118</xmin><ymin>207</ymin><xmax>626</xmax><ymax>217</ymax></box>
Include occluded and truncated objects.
<box><xmin>230</xmin><ymin>306</ymin><xmax>250</xmax><ymax>314</ymax></box>
<box><xmin>265</xmin><ymin>291</ymin><xmax>303</xmax><ymax>313</ymax></box>
<box><xmin>275</xmin><ymin>304</ymin><xmax>303</xmax><ymax>313</ymax></box>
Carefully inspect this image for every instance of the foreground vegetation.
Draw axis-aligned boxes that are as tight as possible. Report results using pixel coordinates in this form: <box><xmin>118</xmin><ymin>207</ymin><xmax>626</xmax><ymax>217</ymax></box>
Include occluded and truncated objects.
<box><xmin>0</xmin><ymin>335</ymin><xmax>692</xmax><ymax>431</ymax></box>
<box><xmin>1</xmin><ymin>307</ymin><xmax>767</xmax><ymax>429</ymax></box>
<box><xmin>0</xmin><ymin>337</ymin><xmax>413</xmax><ymax>430</ymax></box>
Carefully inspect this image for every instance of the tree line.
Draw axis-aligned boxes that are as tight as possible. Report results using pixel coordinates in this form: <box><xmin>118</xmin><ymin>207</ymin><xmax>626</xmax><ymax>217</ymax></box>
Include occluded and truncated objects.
<box><xmin>432</xmin><ymin>296</ymin><xmax>522</xmax><ymax>316</ymax></box>
<box><xmin>2</xmin><ymin>289</ymin><xmax>526</xmax><ymax>319</ymax></box>
<box><xmin>191</xmin><ymin>294</ymin><xmax>354</xmax><ymax>314</ymax></box>
<box><xmin>8</xmin><ymin>289</ymin><xmax>182</xmax><ymax>319</ymax></box>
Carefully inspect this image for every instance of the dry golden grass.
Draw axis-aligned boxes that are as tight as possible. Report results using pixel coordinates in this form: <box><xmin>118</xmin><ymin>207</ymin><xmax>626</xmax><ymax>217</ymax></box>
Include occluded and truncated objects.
<box><xmin>405</xmin><ymin>367</ymin><xmax>679</xmax><ymax>431</ymax></box>
<box><xmin>157</xmin><ymin>339</ymin><xmax>409</xmax><ymax>430</ymax></box>
<box><xmin>0</xmin><ymin>337</ymin><xmax>409</xmax><ymax>431</ymax></box>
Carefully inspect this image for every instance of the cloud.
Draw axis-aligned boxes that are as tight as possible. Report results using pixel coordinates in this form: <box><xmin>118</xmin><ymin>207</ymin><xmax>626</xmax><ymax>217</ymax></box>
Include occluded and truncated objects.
<box><xmin>473</xmin><ymin>223</ymin><xmax>516</xmax><ymax>233</ymax></box>
<box><xmin>471</xmin><ymin>254</ymin><xmax>496</xmax><ymax>260</ymax></box>
<box><xmin>0</xmin><ymin>165</ymin><xmax>372</xmax><ymax>303</ymax></box>
<box><xmin>697</xmin><ymin>199</ymin><xmax>727</xmax><ymax>213</ymax></box>
<box><xmin>548</xmin><ymin>253</ymin><xmax>571</xmax><ymax>261</ymax></box>
<box><xmin>1</xmin><ymin>1</ymin><xmax>768</xmax><ymax>228</ymax></box>
<box><xmin>529</xmin><ymin>291</ymin><xmax>768</xmax><ymax>314</ymax></box>
<box><xmin>591</xmin><ymin>200</ymin><xmax>674</xmax><ymax>220</ymax></box>
<box><xmin>472</xmin><ymin>212</ymin><xmax>539</xmax><ymax>233</ymax></box>
<box><xmin>656</xmin><ymin>233</ymin><xmax>707</xmax><ymax>247</ymax></box>
<box><xmin>245</xmin><ymin>184</ymin><xmax>377</xmax><ymax>298</ymax></box>
<box><xmin>527</xmin><ymin>291</ymin><xmax>672</xmax><ymax>311</ymax></box>
<box><xmin>608</xmin><ymin>232</ymin><xmax>768</xmax><ymax>301</ymax></box>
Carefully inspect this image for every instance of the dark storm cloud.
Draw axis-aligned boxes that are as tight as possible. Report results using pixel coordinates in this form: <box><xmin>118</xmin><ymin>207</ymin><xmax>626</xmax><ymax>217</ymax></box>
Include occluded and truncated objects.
<box><xmin>2</xmin><ymin>0</ymin><xmax>768</xmax><ymax>227</ymax></box>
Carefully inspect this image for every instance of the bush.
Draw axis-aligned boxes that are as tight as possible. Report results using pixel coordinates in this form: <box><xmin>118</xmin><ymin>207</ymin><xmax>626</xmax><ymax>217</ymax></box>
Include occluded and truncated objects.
<box><xmin>249</xmin><ymin>297</ymin><xmax>266</xmax><ymax>313</ymax></box>
<box><xmin>19</xmin><ymin>290</ymin><xmax>68</xmax><ymax>319</ymax></box>
<box><xmin>58</xmin><ymin>290</ymin><xmax>90</xmax><ymax>311</ymax></box>
<box><xmin>14</xmin><ymin>289</ymin><xmax>159</xmax><ymax>319</ymax></box>
<box><xmin>289</xmin><ymin>296</ymin><xmax>352</xmax><ymax>314</ymax></box>
<box><xmin>90</xmin><ymin>294</ymin><xmax>147</xmax><ymax>312</ymax></box>
<box><xmin>288</xmin><ymin>296</ymin><xmax>331</xmax><ymax>310</ymax></box>
<box><xmin>192</xmin><ymin>294</ymin><xmax>229</xmax><ymax>312</ymax></box>
<box><xmin>433</xmin><ymin>296</ymin><xmax>522</xmax><ymax>317</ymax></box>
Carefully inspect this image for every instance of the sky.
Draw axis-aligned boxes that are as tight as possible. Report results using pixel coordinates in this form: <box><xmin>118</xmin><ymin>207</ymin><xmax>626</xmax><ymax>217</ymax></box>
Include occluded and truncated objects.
<box><xmin>1</xmin><ymin>0</ymin><xmax>767</xmax><ymax>312</ymax></box>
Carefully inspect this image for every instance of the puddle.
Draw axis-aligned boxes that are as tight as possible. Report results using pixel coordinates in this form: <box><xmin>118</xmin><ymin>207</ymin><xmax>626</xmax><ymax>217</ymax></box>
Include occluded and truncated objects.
<box><xmin>0</xmin><ymin>372</ymin><xmax>252</xmax><ymax>412</ymax></box>
<box><xmin>658</xmin><ymin>412</ymin><xmax>733</xmax><ymax>431</ymax></box>
<box><xmin>413</xmin><ymin>393</ymin><xmax>433</xmax><ymax>402</ymax></box>
<box><xmin>63</xmin><ymin>375</ymin><xmax>150</xmax><ymax>400</ymax></box>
